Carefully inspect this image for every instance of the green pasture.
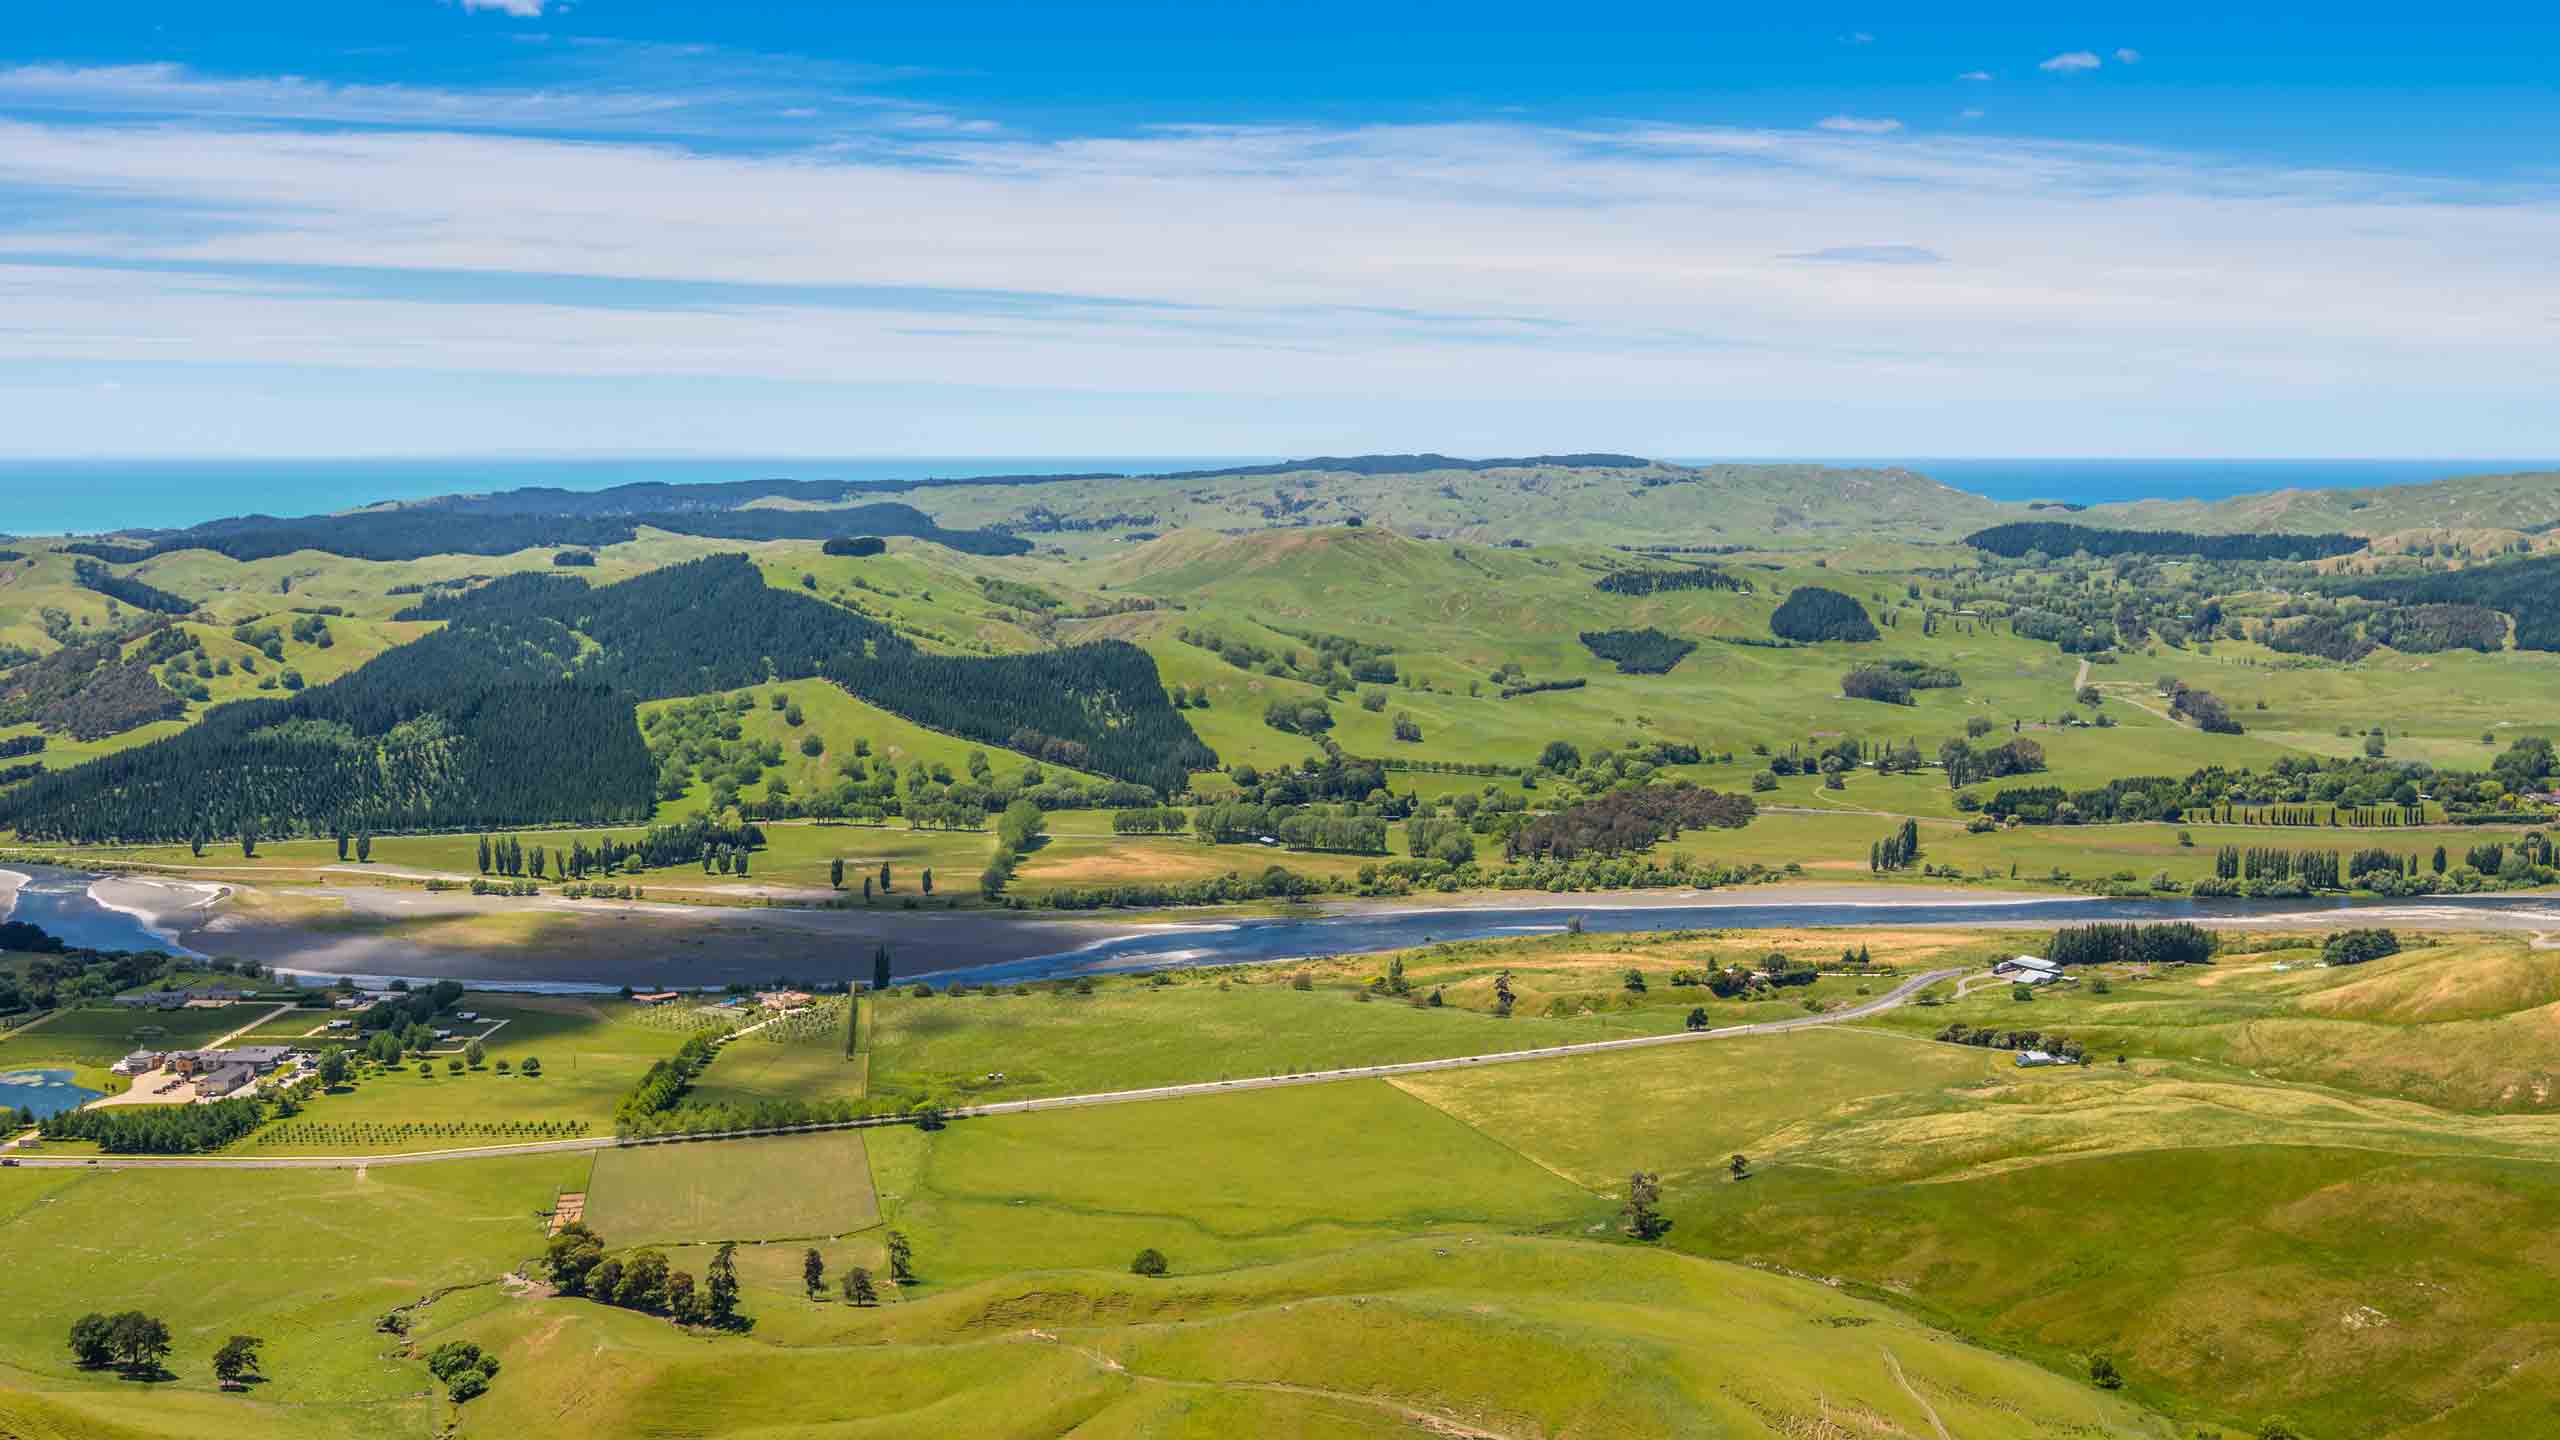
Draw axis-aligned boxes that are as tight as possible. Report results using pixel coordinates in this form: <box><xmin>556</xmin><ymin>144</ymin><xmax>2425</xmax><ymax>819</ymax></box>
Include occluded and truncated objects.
<box><xmin>583</xmin><ymin>1130</ymin><xmax>877</xmax><ymax>1244</ymax></box>
<box><xmin>868</xmin><ymin>1079</ymin><xmax>1603</xmax><ymax>1286</ymax></box>
<box><xmin>0</xmin><ymin>1154</ymin><xmax>586</xmax><ymax>1434</ymax></box>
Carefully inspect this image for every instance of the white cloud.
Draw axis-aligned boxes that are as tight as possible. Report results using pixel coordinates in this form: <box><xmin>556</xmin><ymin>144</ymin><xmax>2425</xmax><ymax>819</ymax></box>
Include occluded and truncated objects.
<box><xmin>0</xmin><ymin>83</ymin><xmax>2556</xmax><ymax>454</ymax></box>
<box><xmin>1843</xmin><ymin>31</ymin><xmax>1875</xmax><ymax>45</ymax></box>
<box><xmin>1817</xmin><ymin>114</ymin><xmax>1903</xmax><ymax>134</ymax></box>
<box><xmin>1957</xmin><ymin>70</ymin><xmax>1994</xmax><ymax>81</ymax></box>
<box><xmin>2040</xmin><ymin>51</ymin><xmax>2103</xmax><ymax>73</ymax></box>
<box><xmin>1959</xmin><ymin>108</ymin><xmax>1986</xmax><ymax>120</ymax></box>
<box><xmin>458</xmin><ymin>0</ymin><xmax>546</xmax><ymax>15</ymax></box>
<box><xmin>2115</xmin><ymin>48</ymin><xmax>2143</xmax><ymax>64</ymax></box>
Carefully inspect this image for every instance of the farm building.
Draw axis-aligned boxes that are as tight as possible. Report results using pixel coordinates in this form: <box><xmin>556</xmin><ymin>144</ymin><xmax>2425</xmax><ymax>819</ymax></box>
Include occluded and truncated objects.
<box><xmin>1992</xmin><ymin>955</ymin><xmax>2063</xmax><ymax>984</ymax></box>
<box><xmin>193</xmin><ymin>1064</ymin><xmax>259</xmax><ymax>1098</ymax></box>
<box><xmin>2015</xmin><ymin>1050</ymin><xmax>2066</xmax><ymax>1068</ymax></box>
<box><xmin>167</xmin><ymin>1045</ymin><xmax>293</xmax><ymax>1078</ymax></box>
<box><xmin>111</xmin><ymin>1050</ymin><xmax>166</xmax><ymax>1076</ymax></box>
<box><xmin>630</xmin><ymin>991</ymin><xmax>682</xmax><ymax>1006</ymax></box>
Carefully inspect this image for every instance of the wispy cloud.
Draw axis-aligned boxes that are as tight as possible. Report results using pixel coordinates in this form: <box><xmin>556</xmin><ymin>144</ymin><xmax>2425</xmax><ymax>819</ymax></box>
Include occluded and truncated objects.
<box><xmin>1957</xmin><ymin>70</ymin><xmax>1994</xmax><ymax>81</ymax></box>
<box><xmin>0</xmin><ymin>69</ymin><xmax>2555</xmax><ymax>455</ymax></box>
<box><xmin>2114</xmin><ymin>48</ymin><xmax>2143</xmax><ymax>64</ymax></box>
<box><xmin>1842</xmin><ymin>31</ymin><xmax>1875</xmax><ymax>45</ymax></box>
<box><xmin>2040</xmin><ymin>51</ymin><xmax>2103</xmax><ymax>73</ymax></box>
<box><xmin>1782</xmin><ymin>244</ymin><xmax>1945</xmax><ymax>265</ymax></box>
<box><xmin>0</xmin><ymin>57</ymin><xmax>972</xmax><ymax>140</ymax></box>
<box><xmin>1817</xmin><ymin>114</ymin><xmax>1902</xmax><ymax>134</ymax></box>
<box><xmin>457</xmin><ymin>0</ymin><xmax>546</xmax><ymax>15</ymax></box>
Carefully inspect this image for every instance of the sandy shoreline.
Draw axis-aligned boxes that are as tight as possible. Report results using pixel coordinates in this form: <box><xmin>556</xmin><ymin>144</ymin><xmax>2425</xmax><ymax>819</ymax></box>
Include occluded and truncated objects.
<box><xmin>0</xmin><ymin>866</ymin><xmax>26</xmax><ymax>926</ymax></box>
<box><xmin>89</xmin><ymin>874</ymin><xmax>228</xmax><ymax>947</ymax></box>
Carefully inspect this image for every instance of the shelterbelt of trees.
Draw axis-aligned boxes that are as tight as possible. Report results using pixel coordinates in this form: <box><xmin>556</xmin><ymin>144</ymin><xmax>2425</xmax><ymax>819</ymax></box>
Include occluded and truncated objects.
<box><xmin>1964</xmin><ymin>522</ymin><xmax>2366</xmax><ymax>563</ymax></box>
<box><xmin>0</xmin><ymin>555</ymin><xmax>1211</xmax><ymax>843</ymax></box>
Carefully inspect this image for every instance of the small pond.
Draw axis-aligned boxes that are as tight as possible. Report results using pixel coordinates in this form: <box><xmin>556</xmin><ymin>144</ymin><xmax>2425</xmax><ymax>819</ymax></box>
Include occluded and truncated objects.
<box><xmin>0</xmin><ymin>1067</ymin><xmax>102</xmax><ymax>1120</ymax></box>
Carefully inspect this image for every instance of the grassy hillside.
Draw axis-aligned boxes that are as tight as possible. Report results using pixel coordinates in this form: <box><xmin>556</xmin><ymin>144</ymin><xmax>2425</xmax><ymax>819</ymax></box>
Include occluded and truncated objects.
<box><xmin>2080</xmin><ymin>467</ymin><xmax>2560</xmax><ymax>538</ymax></box>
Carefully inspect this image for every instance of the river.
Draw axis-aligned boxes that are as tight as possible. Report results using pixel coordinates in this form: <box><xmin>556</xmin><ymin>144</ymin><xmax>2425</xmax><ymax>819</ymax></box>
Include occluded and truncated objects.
<box><xmin>15</xmin><ymin>863</ymin><xmax>2552</xmax><ymax>989</ymax></box>
<box><xmin>0</xmin><ymin>865</ymin><xmax>205</xmax><ymax>956</ymax></box>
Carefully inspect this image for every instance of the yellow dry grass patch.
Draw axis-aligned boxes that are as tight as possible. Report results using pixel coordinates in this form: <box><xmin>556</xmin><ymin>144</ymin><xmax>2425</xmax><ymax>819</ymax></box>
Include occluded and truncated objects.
<box><xmin>2294</xmin><ymin>940</ymin><xmax>2560</xmax><ymax>1023</ymax></box>
<box><xmin>1773</xmin><ymin>1064</ymin><xmax>2560</xmax><ymax>1186</ymax></box>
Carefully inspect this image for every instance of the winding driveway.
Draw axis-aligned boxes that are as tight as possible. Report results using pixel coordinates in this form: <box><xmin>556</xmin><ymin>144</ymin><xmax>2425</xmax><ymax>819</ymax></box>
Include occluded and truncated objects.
<box><xmin>3</xmin><ymin>968</ymin><xmax>1967</xmax><ymax>1172</ymax></box>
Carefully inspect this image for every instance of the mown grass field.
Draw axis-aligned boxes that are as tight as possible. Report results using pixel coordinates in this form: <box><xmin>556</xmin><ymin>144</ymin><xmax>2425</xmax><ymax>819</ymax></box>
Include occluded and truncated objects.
<box><xmin>583</xmin><ymin>1130</ymin><xmax>877</xmax><ymax>1244</ymax></box>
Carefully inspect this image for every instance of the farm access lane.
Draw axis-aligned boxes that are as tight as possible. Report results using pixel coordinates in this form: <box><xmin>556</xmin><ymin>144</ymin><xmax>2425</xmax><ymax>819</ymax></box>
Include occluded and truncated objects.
<box><xmin>4</xmin><ymin>967</ymin><xmax>1971</xmax><ymax>1172</ymax></box>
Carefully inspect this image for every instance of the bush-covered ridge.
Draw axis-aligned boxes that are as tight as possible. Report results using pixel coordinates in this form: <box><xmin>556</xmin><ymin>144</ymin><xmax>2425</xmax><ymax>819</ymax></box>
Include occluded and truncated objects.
<box><xmin>80</xmin><ymin>498</ymin><xmax>1030</xmax><ymax>564</ymax></box>
<box><xmin>2327</xmin><ymin>553</ymin><xmax>2560</xmax><ymax>652</ymax></box>
<box><xmin>2</xmin><ymin>555</ymin><xmax>1211</xmax><ymax>841</ymax></box>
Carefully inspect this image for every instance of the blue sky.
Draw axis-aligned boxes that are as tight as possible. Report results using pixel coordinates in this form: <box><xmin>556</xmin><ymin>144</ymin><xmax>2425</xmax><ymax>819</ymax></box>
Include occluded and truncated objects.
<box><xmin>2</xmin><ymin>2</ymin><xmax>2556</xmax><ymax>458</ymax></box>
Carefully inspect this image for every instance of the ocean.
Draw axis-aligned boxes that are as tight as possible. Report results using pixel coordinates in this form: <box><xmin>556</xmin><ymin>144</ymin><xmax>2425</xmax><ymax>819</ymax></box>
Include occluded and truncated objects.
<box><xmin>0</xmin><ymin>455</ymin><xmax>2546</xmax><ymax>536</ymax></box>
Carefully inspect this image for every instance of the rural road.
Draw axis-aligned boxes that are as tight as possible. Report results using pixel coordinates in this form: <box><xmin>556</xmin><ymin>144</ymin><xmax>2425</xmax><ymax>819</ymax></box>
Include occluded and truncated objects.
<box><xmin>5</xmin><ymin>968</ymin><xmax>1969</xmax><ymax>1172</ymax></box>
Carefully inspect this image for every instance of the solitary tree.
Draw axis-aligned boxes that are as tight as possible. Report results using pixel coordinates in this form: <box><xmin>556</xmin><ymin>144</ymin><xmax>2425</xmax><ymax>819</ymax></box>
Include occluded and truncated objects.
<box><xmin>802</xmin><ymin>1247</ymin><xmax>827</xmax><ymax>1300</ymax></box>
<box><xmin>830</xmin><ymin>857</ymin><xmax>846</xmax><ymax>890</ymax></box>
<box><xmin>921</xmin><ymin>868</ymin><xmax>934</xmax><ymax>896</ymax></box>
<box><xmin>67</xmin><ymin>1313</ymin><xmax>114</xmax><ymax>1369</ymax></box>
<box><xmin>212</xmin><ymin>1334</ymin><xmax>264</xmax><ymax>1386</ymax></box>
<box><xmin>705</xmin><ymin>1242</ymin><xmax>741</xmax><ymax>1325</ymax></box>
<box><xmin>2088</xmin><ymin>1353</ymin><xmax>2123</xmax><ymax>1390</ymax></box>
<box><xmin>1684</xmin><ymin>1007</ymin><xmax>1709</xmax><ymax>1032</ymax></box>
<box><xmin>464</xmin><ymin>1038</ymin><xmax>486</xmax><ymax>1069</ymax></box>
<box><xmin>872</xmin><ymin>945</ymin><xmax>893</xmax><ymax>993</ymax></box>
<box><xmin>862</xmin><ymin>875</ymin><xmax>874</xmax><ymax>902</ymax></box>
<box><xmin>885</xmin><ymin>1230</ymin><xmax>915</xmax><ymax>1285</ymax></box>
<box><xmin>1130</xmin><ymin>1248</ymin><xmax>1170</xmax><ymax>1278</ymax></box>
<box><xmin>1729</xmin><ymin>1153</ymin><xmax>1751</xmax><ymax>1182</ymax></box>
<box><xmin>107</xmin><ymin>1311</ymin><xmax>173</xmax><ymax>1375</ymax></box>
<box><xmin>1622</xmin><ymin>1172</ymin><xmax>1670</xmax><ymax>1241</ymax></box>
<box><xmin>316</xmin><ymin>1046</ymin><xmax>350</xmax><ymax>1087</ymax></box>
<box><xmin>357</xmin><ymin>830</ymin><xmax>372</xmax><ymax>863</ymax></box>
<box><xmin>1492</xmin><ymin>971</ymin><xmax>1516</xmax><ymax>1018</ymax></box>
<box><xmin>879</xmin><ymin>862</ymin><xmax>892</xmax><ymax>893</ymax></box>
<box><xmin>842</xmin><ymin>1267</ymin><xmax>878</xmax><ymax>1307</ymax></box>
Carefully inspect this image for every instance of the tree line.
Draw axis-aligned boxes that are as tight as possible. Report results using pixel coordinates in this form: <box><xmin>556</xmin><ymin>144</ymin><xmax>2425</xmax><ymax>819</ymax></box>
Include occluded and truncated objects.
<box><xmin>2045</xmin><ymin>922</ymin><xmax>2217</xmax><ymax>967</ymax></box>
<box><xmin>72</xmin><ymin>559</ymin><xmax>197</xmax><ymax>614</ymax></box>
<box><xmin>1593</xmin><ymin>564</ymin><xmax>1744</xmax><ymax>596</ymax></box>
<box><xmin>1966</xmin><ymin>522</ymin><xmax>2364</xmax><ymax>563</ymax></box>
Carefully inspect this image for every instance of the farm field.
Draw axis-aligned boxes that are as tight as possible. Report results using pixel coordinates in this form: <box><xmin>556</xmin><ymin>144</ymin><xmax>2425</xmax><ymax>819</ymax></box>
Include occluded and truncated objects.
<box><xmin>0</xmin><ymin>1154</ymin><xmax>591</xmax><ymax>1436</ymax></box>
<box><xmin>583</xmin><ymin>1130</ymin><xmax>878</xmax><ymax>1244</ymax></box>
<box><xmin>855</xmin><ymin>928</ymin><xmax>1949</xmax><ymax>1110</ymax></box>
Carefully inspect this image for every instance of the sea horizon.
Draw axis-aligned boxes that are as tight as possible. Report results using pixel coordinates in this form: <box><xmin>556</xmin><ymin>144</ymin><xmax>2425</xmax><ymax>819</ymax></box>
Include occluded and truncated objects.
<box><xmin>0</xmin><ymin>454</ymin><xmax>2549</xmax><ymax>537</ymax></box>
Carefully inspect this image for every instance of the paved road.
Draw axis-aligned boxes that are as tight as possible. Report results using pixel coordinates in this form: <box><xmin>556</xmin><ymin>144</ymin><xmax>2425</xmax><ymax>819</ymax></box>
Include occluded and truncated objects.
<box><xmin>4</xmin><ymin>968</ymin><xmax>1966</xmax><ymax>1172</ymax></box>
